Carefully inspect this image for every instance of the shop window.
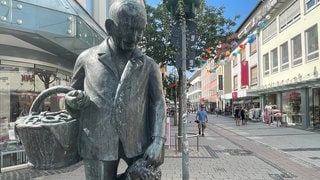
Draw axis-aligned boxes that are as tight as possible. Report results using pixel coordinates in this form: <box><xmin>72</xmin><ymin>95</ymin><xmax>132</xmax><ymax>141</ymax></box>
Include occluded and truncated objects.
<box><xmin>280</xmin><ymin>42</ymin><xmax>289</xmax><ymax>70</ymax></box>
<box><xmin>263</xmin><ymin>53</ymin><xmax>270</xmax><ymax>76</ymax></box>
<box><xmin>271</xmin><ymin>48</ymin><xmax>278</xmax><ymax>73</ymax></box>
<box><xmin>291</xmin><ymin>34</ymin><xmax>302</xmax><ymax>66</ymax></box>
<box><xmin>310</xmin><ymin>89</ymin><xmax>320</xmax><ymax>128</ymax></box>
<box><xmin>305</xmin><ymin>25</ymin><xmax>319</xmax><ymax>61</ymax></box>
<box><xmin>0</xmin><ymin>61</ymin><xmax>71</xmax><ymax>143</ymax></box>
<box><xmin>0</xmin><ymin>59</ymin><xmax>72</xmax><ymax>170</ymax></box>
<box><xmin>282</xmin><ymin>90</ymin><xmax>302</xmax><ymax>125</ymax></box>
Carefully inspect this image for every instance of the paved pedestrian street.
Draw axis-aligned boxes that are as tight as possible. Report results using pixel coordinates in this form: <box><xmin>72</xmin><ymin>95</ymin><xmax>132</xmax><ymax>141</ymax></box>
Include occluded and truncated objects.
<box><xmin>161</xmin><ymin>114</ymin><xmax>320</xmax><ymax>180</ymax></box>
<box><xmin>1</xmin><ymin>114</ymin><xmax>320</xmax><ymax>179</ymax></box>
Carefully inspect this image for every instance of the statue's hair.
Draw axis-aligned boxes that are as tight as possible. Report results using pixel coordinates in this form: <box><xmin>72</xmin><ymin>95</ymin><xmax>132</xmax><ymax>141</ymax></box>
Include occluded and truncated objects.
<box><xmin>109</xmin><ymin>0</ymin><xmax>147</xmax><ymax>26</ymax></box>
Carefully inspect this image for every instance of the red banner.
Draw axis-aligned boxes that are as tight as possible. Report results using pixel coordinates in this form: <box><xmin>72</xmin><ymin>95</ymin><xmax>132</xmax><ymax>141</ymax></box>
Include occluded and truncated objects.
<box><xmin>232</xmin><ymin>92</ymin><xmax>238</xmax><ymax>99</ymax></box>
<box><xmin>241</xmin><ymin>60</ymin><xmax>249</xmax><ymax>86</ymax></box>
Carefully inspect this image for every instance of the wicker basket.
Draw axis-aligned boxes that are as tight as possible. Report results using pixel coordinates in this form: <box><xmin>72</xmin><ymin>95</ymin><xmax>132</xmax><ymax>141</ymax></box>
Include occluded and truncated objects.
<box><xmin>15</xmin><ymin>86</ymin><xmax>80</xmax><ymax>170</ymax></box>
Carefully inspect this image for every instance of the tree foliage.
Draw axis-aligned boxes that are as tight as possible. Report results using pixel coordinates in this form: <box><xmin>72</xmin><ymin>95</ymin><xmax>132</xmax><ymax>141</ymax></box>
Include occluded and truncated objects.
<box><xmin>194</xmin><ymin>4</ymin><xmax>240</xmax><ymax>53</ymax></box>
<box><xmin>141</xmin><ymin>0</ymin><xmax>240</xmax><ymax>67</ymax></box>
<box><xmin>142</xmin><ymin>1</ymin><xmax>240</xmax><ymax>101</ymax></box>
<box><xmin>141</xmin><ymin>4</ymin><xmax>176</xmax><ymax>66</ymax></box>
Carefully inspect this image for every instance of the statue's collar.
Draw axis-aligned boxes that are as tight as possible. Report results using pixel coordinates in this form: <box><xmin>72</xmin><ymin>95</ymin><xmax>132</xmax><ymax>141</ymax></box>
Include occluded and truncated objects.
<box><xmin>98</xmin><ymin>38</ymin><xmax>144</xmax><ymax>64</ymax></box>
<box><xmin>97</xmin><ymin>38</ymin><xmax>145</xmax><ymax>78</ymax></box>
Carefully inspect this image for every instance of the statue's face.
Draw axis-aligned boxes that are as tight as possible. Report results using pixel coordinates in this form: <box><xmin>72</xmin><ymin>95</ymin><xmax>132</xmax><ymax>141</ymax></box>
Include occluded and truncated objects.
<box><xmin>113</xmin><ymin>17</ymin><xmax>146</xmax><ymax>52</ymax></box>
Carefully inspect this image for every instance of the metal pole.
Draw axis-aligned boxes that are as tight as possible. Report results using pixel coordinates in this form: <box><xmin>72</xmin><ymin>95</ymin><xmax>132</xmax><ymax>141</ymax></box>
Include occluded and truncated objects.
<box><xmin>181</xmin><ymin>18</ymin><xmax>189</xmax><ymax>180</ymax></box>
<box><xmin>174</xmin><ymin>72</ymin><xmax>178</xmax><ymax>126</ymax></box>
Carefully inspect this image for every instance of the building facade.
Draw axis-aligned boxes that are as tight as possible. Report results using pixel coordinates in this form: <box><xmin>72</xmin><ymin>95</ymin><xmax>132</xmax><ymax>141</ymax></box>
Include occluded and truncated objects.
<box><xmin>200</xmin><ymin>62</ymin><xmax>218</xmax><ymax>113</ymax></box>
<box><xmin>77</xmin><ymin>0</ymin><xmax>146</xmax><ymax>25</ymax></box>
<box><xmin>227</xmin><ymin>0</ymin><xmax>320</xmax><ymax>129</ymax></box>
<box><xmin>256</xmin><ymin>0</ymin><xmax>320</xmax><ymax>128</ymax></box>
<box><xmin>218</xmin><ymin>61</ymin><xmax>232</xmax><ymax>115</ymax></box>
<box><xmin>187</xmin><ymin>69</ymin><xmax>201</xmax><ymax>112</ymax></box>
<box><xmin>0</xmin><ymin>0</ymin><xmax>106</xmax><ymax>169</ymax></box>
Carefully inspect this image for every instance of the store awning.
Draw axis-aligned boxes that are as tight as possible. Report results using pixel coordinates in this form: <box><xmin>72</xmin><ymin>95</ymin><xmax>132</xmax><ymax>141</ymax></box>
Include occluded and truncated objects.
<box><xmin>248</xmin><ymin>76</ymin><xmax>320</xmax><ymax>95</ymax></box>
<box><xmin>0</xmin><ymin>0</ymin><xmax>107</xmax><ymax>63</ymax></box>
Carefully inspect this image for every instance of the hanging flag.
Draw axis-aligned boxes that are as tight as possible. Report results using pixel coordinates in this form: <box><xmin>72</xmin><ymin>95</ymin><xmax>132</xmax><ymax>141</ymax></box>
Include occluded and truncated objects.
<box><xmin>241</xmin><ymin>60</ymin><xmax>249</xmax><ymax>86</ymax></box>
<box><xmin>232</xmin><ymin>91</ymin><xmax>238</xmax><ymax>99</ymax></box>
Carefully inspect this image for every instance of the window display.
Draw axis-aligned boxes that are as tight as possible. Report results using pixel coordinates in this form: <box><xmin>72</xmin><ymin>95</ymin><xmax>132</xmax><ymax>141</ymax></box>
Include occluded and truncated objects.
<box><xmin>310</xmin><ymin>89</ymin><xmax>320</xmax><ymax>128</ymax></box>
<box><xmin>282</xmin><ymin>90</ymin><xmax>302</xmax><ymax>125</ymax></box>
<box><xmin>0</xmin><ymin>61</ymin><xmax>71</xmax><ymax>143</ymax></box>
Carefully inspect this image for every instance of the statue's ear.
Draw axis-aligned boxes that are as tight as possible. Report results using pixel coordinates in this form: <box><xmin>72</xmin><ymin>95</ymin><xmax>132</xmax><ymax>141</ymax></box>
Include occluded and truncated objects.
<box><xmin>105</xmin><ymin>19</ymin><xmax>115</xmax><ymax>35</ymax></box>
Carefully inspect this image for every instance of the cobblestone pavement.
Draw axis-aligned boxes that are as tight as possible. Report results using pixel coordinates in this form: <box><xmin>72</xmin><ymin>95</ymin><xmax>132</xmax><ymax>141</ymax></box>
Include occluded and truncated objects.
<box><xmin>1</xmin><ymin>114</ymin><xmax>320</xmax><ymax>180</ymax></box>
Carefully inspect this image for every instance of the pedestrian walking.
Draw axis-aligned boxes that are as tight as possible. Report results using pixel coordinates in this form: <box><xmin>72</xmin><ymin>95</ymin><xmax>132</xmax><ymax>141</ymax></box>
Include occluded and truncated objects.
<box><xmin>234</xmin><ymin>106</ymin><xmax>241</xmax><ymax>126</ymax></box>
<box><xmin>215</xmin><ymin>107</ymin><xmax>219</xmax><ymax>118</ymax></box>
<box><xmin>240</xmin><ymin>108</ymin><xmax>246</xmax><ymax>125</ymax></box>
<box><xmin>195</xmin><ymin>105</ymin><xmax>208</xmax><ymax>136</ymax></box>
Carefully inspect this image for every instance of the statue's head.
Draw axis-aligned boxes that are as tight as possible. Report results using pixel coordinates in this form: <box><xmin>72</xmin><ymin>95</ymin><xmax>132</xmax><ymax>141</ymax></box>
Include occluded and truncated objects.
<box><xmin>106</xmin><ymin>0</ymin><xmax>147</xmax><ymax>52</ymax></box>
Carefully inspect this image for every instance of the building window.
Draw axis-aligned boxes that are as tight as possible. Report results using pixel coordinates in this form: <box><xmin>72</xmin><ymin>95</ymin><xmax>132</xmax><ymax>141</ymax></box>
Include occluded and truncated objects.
<box><xmin>291</xmin><ymin>34</ymin><xmax>302</xmax><ymax>66</ymax></box>
<box><xmin>279</xmin><ymin>0</ymin><xmax>300</xmax><ymax>31</ymax></box>
<box><xmin>232</xmin><ymin>54</ymin><xmax>238</xmax><ymax>67</ymax></box>
<box><xmin>262</xmin><ymin>19</ymin><xmax>277</xmax><ymax>43</ymax></box>
<box><xmin>271</xmin><ymin>48</ymin><xmax>278</xmax><ymax>73</ymax></box>
<box><xmin>249</xmin><ymin>40</ymin><xmax>257</xmax><ymax>55</ymax></box>
<box><xmin>305</xmin><ymin>0</ymin><xmax>320</xmax><ymax>12</ymax></box>
<box><xmin>305</xmin><ymin>24</ymin><xmax>319</xmax><ymax>61</ymax></box>
<box><xmin>280</xmin><ymin>42</ymin><xmax>289</xmax><ymax>70</ymax></box>
<box><xmin>241</xmin><ymin>47</ymin><xmax>246</xmax><ymax>60</ymax></box>
<box><xmin>233</xmin><ymin>75</ymin><xmax>238</xmax><ymax>90</ymax></box>
<box><xmin>250</xmin><ymin>65</ymin><xmax>257</xmax><ymax>85</ymax></box>
<box><xmin>263</xmin><ymin>53</ymin><xmax>270</xmax><ymax>76</ymax></box>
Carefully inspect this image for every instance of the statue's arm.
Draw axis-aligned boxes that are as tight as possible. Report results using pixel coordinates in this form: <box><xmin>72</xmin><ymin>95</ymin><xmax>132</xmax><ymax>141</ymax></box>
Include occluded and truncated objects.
<box><xmin>70</xmin><ymin>55</ymin><xmax>86</xmax><ymax>91</ymax></box>
<box><xmin>149</xmin><ymin>62</ymin><xmax>166</xmax><ymax>142</ymax></box>
<box><xmin>143</xmin><ymin>62</ymin><xmax>166</xmax><ymax>167</ymax></box>
<box><xmin>65</xmin><ymin>55</ymin><xmax>90</xmax><ymax>117</ymax></box>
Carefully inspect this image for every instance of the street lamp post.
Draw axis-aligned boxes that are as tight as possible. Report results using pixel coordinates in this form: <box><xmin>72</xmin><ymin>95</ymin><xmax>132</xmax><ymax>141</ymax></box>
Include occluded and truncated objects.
<box><xmin>166</xmin><ymin>0</ymin><xmax>200</xmax><ymax>179</ymax></box>
<box><xmin>181</xmin><ymin>18</ymin><xmax>189</xmax><ymax>179</ymax></box>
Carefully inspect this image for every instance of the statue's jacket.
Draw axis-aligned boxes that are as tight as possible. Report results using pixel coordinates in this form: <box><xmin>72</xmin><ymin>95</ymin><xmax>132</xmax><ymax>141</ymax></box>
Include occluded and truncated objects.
<box><xmin>70</xmin><ymin>38</ymin><xmax>166</xmax><ymax>161</ymax></box>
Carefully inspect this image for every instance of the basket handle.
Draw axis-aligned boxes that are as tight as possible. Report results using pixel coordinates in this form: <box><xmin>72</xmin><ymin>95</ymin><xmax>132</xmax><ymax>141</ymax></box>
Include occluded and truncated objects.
<box><xmin>29</xmin><ymin>86</ymin><xmax>74</xmax><ymax>115</ymax></box>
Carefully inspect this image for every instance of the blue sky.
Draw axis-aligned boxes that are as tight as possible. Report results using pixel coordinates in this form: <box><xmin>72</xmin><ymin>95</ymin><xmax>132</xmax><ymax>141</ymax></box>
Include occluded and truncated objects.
<box><xmin>146</xmin><ymin>0</ymin><xmax>260</xmax><ymax>30</ymax></box>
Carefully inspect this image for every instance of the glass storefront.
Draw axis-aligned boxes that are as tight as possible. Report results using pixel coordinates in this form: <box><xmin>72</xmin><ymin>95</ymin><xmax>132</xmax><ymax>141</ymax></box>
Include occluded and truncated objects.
<box><xmin>282</xmin><ymin>90</ymin><xmax>302</xmax><ymax>125</ymax></box>
<box><xmin>310</xmin><ymin>88</ymin><xmax>320</xmax><ymax>128</ymax></box>
<box><xmin>0</xmin><ymin>60</ymin><xmax>72</xmax><ymax>168</ymax></box>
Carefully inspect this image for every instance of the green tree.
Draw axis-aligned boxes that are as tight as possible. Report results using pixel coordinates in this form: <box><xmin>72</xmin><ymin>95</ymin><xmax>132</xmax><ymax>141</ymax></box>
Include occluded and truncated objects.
<box><xmin>194</xmin><ymin>4</ymin><xmax>240</xmax><ymax>54</ymax></box>
<box><xmin>142</xmin><ymin>4</ymin><xmax>176</xmax><ymax>66</ymax></box>
<box><xmin>142</xmin><ymin>1</ymin><xmax>239</xmax><ymax>66</ymax></box>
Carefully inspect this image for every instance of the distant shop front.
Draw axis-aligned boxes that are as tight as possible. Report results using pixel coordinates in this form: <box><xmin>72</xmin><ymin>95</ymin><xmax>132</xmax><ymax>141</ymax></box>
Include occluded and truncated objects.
<box><xmin>252</xmin><ymin>78</ymin><xmax>320</xmax><ymax>129</ymax></box>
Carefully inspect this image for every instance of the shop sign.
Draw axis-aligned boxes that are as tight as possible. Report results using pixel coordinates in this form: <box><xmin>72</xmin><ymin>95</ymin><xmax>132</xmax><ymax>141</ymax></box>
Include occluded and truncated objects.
<box><xmin>286</xmin><ymin>91</ymin><xmax>300</xmax><ymax>101</ymax></box>
<box><xmin>199</xmin><ymin>98</ymin><xmax>204</xmax><ymax>103</ymax></box>
<box><xmin>0</xmin><ymin>77</ymin><xmax>8</xmax><ymax>81</ymax></box>
<box><xmin>21</xmin><ymin>74</ymin><xmax>35</xmax><ymax>82</ymax></box>
<box><xmin>232</xmin><ymin>91</ymin><xmax>238</xmax><ymax>99</ymax></box>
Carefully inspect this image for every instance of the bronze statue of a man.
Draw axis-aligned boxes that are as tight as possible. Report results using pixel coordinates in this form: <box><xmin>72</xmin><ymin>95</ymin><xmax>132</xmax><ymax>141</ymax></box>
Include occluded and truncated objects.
<box><xmin>65</xmin><ymin>0</ymin><xmax>166</xmax><ymax>179</ymax></box>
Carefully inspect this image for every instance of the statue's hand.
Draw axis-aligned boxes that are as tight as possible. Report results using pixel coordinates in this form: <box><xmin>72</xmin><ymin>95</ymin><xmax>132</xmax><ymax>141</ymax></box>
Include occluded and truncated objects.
<box><xmin>143</xmin><ymin>137</ymin><xmax>164</xmax><ymax>168</ymax></box>
<box><xmin>65</xmin><ymin>90</ymin><xmax>90</xmax><ymax>110</ymax></box>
